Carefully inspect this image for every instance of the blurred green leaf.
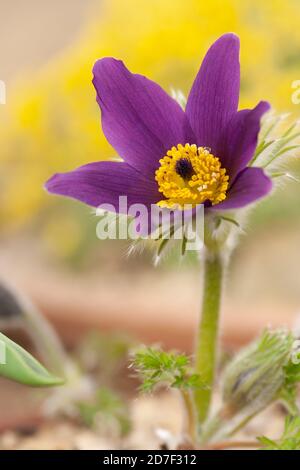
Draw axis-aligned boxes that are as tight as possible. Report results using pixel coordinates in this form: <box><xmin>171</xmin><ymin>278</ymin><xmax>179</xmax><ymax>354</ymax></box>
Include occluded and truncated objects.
<box><xmin>277</xmin><ymin>343</ymin><xmax>300</xmax><ymax>415</ymax></box>
<box><xmin>78</xmin><ymin>387</ymin><xmax>131</xmax><ymax>436</ymax></box>
<box><xmin>0</xmin><ymin>332</ymin><xmax>64</xmax><ymax>387</ymax></box>
<box><xmin>258</xmin><ymin>416</ymin><xmax>300</xmax><ymax>450</ymax></box>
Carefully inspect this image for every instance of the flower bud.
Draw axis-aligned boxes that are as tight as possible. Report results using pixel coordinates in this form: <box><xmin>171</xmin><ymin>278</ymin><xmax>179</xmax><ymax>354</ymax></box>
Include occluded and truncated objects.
<box><xmin>222</xmin><ymin>330</ymin><xmax>293</xmax><ymax>416</ymax></box>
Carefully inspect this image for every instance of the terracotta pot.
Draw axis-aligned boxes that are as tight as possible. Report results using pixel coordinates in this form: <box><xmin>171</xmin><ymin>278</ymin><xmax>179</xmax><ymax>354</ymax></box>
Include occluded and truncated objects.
<box><xmin>2</xmin><ymin>266</ymin><xmax>295</xmax><ymax>351</ymax></box>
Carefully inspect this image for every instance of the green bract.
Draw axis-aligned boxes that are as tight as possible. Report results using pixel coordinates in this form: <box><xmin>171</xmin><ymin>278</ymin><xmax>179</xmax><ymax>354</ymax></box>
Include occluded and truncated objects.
<box><xmin>0</xmin><ymin>332</ymin><xmax>64</xmax><ymax>387</ymax></box>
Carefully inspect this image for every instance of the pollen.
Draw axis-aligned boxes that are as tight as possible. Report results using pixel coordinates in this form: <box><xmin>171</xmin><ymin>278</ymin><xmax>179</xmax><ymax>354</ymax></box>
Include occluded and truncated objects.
<box><xmin>155</xmin><ymin>144</ymin><xmax>229</xmax><ymax>209</ymax></box>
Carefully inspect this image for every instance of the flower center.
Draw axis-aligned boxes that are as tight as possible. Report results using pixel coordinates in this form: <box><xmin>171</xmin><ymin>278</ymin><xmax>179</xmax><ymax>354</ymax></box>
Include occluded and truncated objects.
<box><xmin>155</xmin><ymin>143</ymin><xmax>229</xmax><ymax>209</ymax></box>
<box><xmin>175</xmin><ymin>158</ymin><xmax>194</xmax><ymax>180</ymax></box>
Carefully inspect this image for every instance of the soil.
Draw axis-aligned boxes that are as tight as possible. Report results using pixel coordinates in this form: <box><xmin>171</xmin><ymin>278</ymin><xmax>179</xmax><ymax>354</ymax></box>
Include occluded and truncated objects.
<box><xmin>0</xmin><ymin>390</ymin><xmax>284</xmax><ymax>450</ymax></box>
<box><xmin>0</xmin><ymin>388</ymin><xmax>181</xmax><ymax>450</ymax></box>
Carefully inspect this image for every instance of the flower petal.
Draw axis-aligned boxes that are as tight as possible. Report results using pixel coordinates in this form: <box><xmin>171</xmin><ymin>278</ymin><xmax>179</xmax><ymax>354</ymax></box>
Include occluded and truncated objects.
<box><xmin>186</xmin><ymin>33</ymin><xmax>240</xmax><ymax>154</ymax></box>
<box><xmin>222</xmin><ymin>101</ymin><xmax>270</xmax><ymax>181</ymax></box>
<box><xmin>45</xmin><ymin>161</ymin><xmax>160</xmax><ymax>210</ymax></box>
<box><xmin>208</xmin><ymin>167</ymin><xmax>272</xmax><ymax>211</ymax></box>
<box><xmin>93</xmin><ymin>58</ymin><xmax>195</xmax><ymax>177</ymax></box>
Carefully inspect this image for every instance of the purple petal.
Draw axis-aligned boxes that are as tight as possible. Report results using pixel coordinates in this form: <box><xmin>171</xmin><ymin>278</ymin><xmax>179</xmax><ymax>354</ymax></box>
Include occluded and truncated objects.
<box><xmin>45</xmin><ymin>161</ymin><xmax>160</xmax><ymax>210</ymax></box>
<box><xmin>222</xmin><ymin>101</ymin><xmax>270</xmax><ymax>181</ymax></box>
<box><xmin>208</xmin><ymin>167</ymin><xmax>272</xmax><ymax>211</ymax></box>
<box><xmin>93</xmin><ymin>58</ymin><xmax>195</xmax><ymax>178</ymax></box>
<box><xmin>186</xmin><ymin>33</ymin><xmax>240</xmax><ymax>154</ymax></box>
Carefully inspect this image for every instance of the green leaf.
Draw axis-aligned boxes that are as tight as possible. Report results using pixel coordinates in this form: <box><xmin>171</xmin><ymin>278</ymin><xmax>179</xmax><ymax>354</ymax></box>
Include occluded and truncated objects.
<box><xmin>250</xmin><ymin>139</ymin><xmax>275</xmax><ymax>165</ymax></box>
<box><xmin>218</xmin><ymin>216</ymin><xmax>242</xmax><ymax>229</ymax></box>
<box><xmin>251</xmin><ymin>112</ymin><xmax>300</xmax><ymax>170</ymax></box>
<box><xmin>257</xmin><ymin>436</ymin><xmax>280</xmax><ymax>450</ymax></box>
<box><xmin>131</xmin><ymin>346</ymin><xmax>206</xmax><ymax>392</ymax></box>
<box><xmin>270</xmin><ymin>172</ymin><xmax>300</xmax><ymax>183</ymax></box>
<box><xmin>277</xmin><ymin>343</ymin><xmax>300</xmax><ymax>415</ymax></box>
<box><xmin>258</xmin><ymin>416</ymin><xmax>300</xmax><ymax>450</ymax></box>
<box><xmin>278</xmin><ymin>387</ymin><xmax>299</xmax><ymax>416</ymax></box>
<box><xmin>0</xmin><ymin>332</ymin><xmax>64</xmax><ymax>387</ymax></box>
<box><xmin>284</xmin><ymin>361</ymin><xmax>300</xmax><ymax>386</ymax></box>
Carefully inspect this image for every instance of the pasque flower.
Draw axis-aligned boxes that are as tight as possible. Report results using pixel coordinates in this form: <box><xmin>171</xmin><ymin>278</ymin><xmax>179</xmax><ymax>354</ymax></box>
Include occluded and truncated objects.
<box><xmin>46</xmin><ymin>34</ymin><xmax>272</xmax><ymax>223</ymax></box>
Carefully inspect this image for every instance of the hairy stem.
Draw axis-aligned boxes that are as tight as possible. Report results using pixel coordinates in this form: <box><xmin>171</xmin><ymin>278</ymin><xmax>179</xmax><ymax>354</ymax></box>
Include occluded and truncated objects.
<box><xmin>194</xmin><ymin>251</ymin><xmax>224</xmax><ymax>425</ymax></box>
<box><xmin>181</xmin><ymin>389</ymin><xmax>198</xmax><ymax>445</ymax></box>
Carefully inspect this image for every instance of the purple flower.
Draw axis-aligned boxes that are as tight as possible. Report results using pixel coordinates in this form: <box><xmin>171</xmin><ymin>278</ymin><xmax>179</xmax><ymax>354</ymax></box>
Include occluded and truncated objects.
<box><xmin>46</xmin><ymin>34</ymin><xmax>272</xmax><ymax>224</ymax></box>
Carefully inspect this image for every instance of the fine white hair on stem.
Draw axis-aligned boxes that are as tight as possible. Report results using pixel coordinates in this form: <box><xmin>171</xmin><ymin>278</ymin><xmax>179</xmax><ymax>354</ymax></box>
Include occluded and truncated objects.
<box><xmin>253</xmin><ymin>110</ymin><xmax>300</xmax><ymax>171</ymax></box>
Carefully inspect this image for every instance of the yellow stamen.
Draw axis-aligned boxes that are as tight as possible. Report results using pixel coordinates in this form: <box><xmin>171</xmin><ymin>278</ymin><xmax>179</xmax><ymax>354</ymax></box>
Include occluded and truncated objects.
<box><xmin>155</xmin><ymin>143</ymin><xmax>229</xmax><ymax>209</ymax></box>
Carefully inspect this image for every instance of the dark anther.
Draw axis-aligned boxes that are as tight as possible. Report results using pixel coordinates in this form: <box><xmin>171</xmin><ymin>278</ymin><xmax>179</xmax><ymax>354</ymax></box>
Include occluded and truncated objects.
<box><xmin>175</xmin><ymin>158</ymin><xmax>194</xmax><ymax>180</ymax></box>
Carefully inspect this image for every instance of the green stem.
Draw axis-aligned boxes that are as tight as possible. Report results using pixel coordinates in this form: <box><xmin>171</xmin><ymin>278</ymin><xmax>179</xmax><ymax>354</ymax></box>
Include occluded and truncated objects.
<box><xmin>194</xmin><ymin>251</ymin><xmax>224</xmax><ymax>425</ymax></box>
<box><xmin>23</xmin><ymin>309</ymin><xmax>77</xmax><ymax>381</ymax></box>
<box><xmin>181</xmin><ymin>389</ymin><xmax>198</xmax><ymax>445</ymax></box>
